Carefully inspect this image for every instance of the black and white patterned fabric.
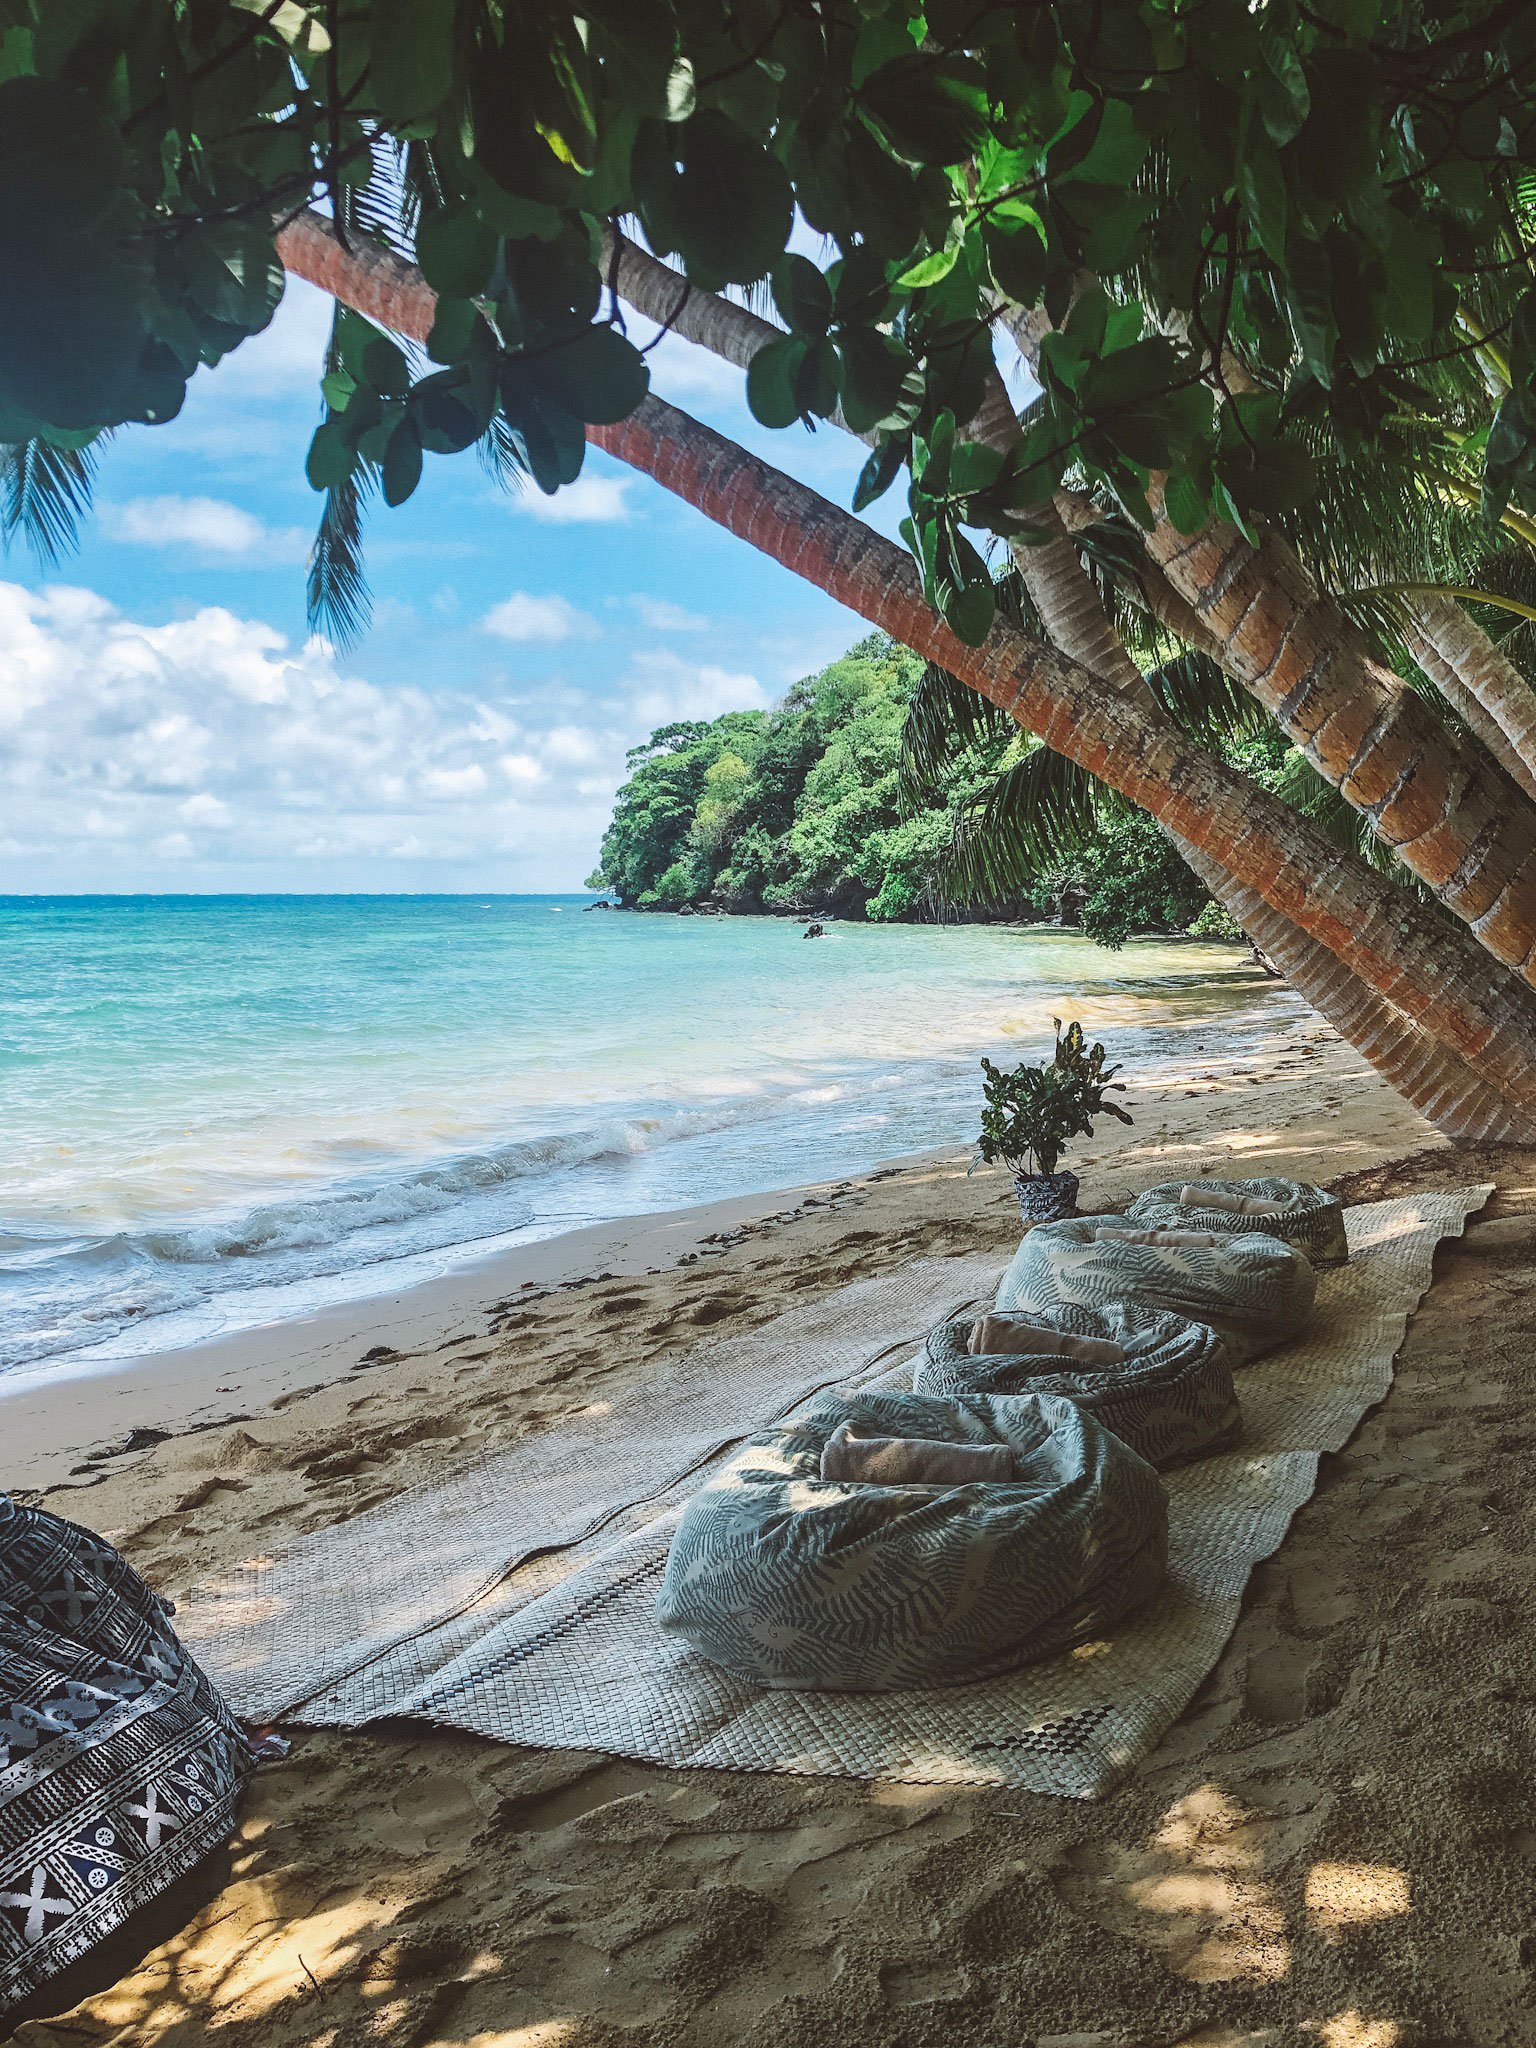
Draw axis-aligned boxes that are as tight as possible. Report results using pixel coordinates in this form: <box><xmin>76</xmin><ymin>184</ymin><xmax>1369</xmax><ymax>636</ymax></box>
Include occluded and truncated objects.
<box><xmin>0</xmin><ymin>1496</ymin><xmax>253</xmax><ymax>2019</ymax></box>
<box><xmin>997</xmin><ymin>1215</ymin><xmax>1316</xmax><ymax>1363</ymax></box>
<box><xmin>655</xmin><ymin>1389</ymin><xmax>1168</xmax><ymax>1692</ymax></box>
<box><xmin>1125</xmin><ymin>1176</ymin><xmax>1349</xmax><ymax>1269</ymax></box>
<box><xmin>914</xmin><ymin>1304</ymin><xmax>1240</xmax><ymax>1469</ymax></box>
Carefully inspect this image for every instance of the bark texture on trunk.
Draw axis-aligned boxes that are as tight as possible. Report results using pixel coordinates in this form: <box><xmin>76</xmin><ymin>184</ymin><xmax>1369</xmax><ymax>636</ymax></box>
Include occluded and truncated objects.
<box><xmin>593</xmin><ymin>394</ymin><xmax>1536</xmax><ymax>1111</ymax></box>
<box><xmin>964</xmin><ymin>390</ymin><xmax>1534</xmax><ymax>1138</ymax></box>
<box><xmin>1143</xmin><ymin>506</ymin><xmax>1536</xmax><ymax>978</ymax></box>
<box><xmin>277</xmin><ymin>210</ymin><xmax>1536</xmax><ymax>1128</ymax></box>
<box><xmin>991</xmin><ymin>300</ymin><xmax>1536</xmax><ymax>982</ymax></box>
<box><xmin>1405</xmin><ymin>591</ymin><xmax>1536</xmax><ymax>802</ymax></box>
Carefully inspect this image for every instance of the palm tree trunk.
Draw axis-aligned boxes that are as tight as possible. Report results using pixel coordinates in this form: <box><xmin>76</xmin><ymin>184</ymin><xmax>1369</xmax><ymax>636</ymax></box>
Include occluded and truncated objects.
<box><xmin>590</xmin><ymin>393</ymin><xmax>1536</xmax><ymax>1107</ymax></box>
<box><xmin>961</xmin><ymin>398</ymin><xmax>1535</xmax><ymax>1138</ymax></box>
<box><xmin>1402</xmin><ymin>592</ymin><xmax>1536</xmax><ymax>802</ymax></box>
<box><xmin>276</xmin><ymin>211</ymin><xmax>1536</xmax><ymax>1122</ymax></box>
<box><xmin>587</xmin><ymin>231</ymin><xmax>1536</xmax><ymax>1131</ymax></box>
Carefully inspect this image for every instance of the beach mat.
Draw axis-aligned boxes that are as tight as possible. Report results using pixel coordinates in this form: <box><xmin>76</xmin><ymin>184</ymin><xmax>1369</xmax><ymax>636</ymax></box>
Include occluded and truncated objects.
<box><xmin>180</xmin><ymin>1256</ymin><xmax>1002</xmax><ymax>1722</ymax></box>
<box><xmin>331</xmin><ymin>1187</ymin><xmax>1487</xmax><ymax>1799</ymax></box>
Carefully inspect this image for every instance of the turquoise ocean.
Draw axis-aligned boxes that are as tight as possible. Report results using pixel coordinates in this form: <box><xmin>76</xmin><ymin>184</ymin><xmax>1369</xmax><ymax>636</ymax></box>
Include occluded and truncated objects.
<box><xmin>0</xmin><ymin>897</ymin><xmax>1298</xmax><ymax>1379</ymax></box>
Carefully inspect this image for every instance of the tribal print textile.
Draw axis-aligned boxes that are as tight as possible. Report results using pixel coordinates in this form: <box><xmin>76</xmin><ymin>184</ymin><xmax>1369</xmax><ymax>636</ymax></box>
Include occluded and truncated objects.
<box><xmin>915</xmin><ymin>1305</ymin><xmax>1240</xmax><ymax>1469</ymax></box>
<box><xmin>0</xmin><ymin>1496</ymin><xmax>252</xmax><ymax>2019</ymax></box>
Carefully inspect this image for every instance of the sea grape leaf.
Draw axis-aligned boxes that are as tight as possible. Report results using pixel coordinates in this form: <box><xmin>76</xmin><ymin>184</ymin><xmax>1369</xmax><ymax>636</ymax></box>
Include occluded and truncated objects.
<box><xmin>771</xmin><ymin>254</ymin><xmax>833</xmax><ymax>338</ymax></box>
<box><xmin>747</xmin><ymin>335</ymin><xmax>808</xmax><ymax>429</ymax></box>
<box><xmin>381</xmin><ymin>415</ymin><xmax>423</xmax><ymax>504</ymax></box>
<box><xmin>858</xmin><ymin>54</ymin><xmax>991</xmax><ymax>166</ymax></box>
<box><xmin>523</xmin><ymin>323</ymin><xmax>649</xmax><ymax>425</ymax></box>
<box><xmin>415</xmin><ymin>205</ymin><xmax>499</xmax><ymax>299</ymax></box>
<box><xmin>369</xmin><ymin>0</ymin><xmax>455</xmax><ymax>121</ymax></box>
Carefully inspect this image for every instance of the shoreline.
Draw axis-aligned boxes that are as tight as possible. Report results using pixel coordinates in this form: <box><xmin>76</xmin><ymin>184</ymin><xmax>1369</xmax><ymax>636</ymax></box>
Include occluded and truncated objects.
<box><xmin>23</xmin><ymin>1009</ymin><xmax>1536</xmax><ymax>2046</ymax></box>
<box><xmin>13</xmin><ymin>1007</ymin><xmax>1435</xmax><ymax>1498</ymax></box>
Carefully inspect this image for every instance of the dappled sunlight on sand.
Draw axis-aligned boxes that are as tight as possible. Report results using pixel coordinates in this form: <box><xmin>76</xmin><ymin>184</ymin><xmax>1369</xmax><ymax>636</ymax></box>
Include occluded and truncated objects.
<box><xmin>1304</xmin><ymin>1861</ymin><xmax>1411</xmax><ymax>1940</ymax></box>
<box><xmin>1056</xmin><ymin>1782</ymin><xmax>1418</xmax><ymax>1997</ymax></box>
<box><xmin>1302</xmin><ymin>2011</ymin><xmax>1402</xmax><ymax>2048</ymax></box>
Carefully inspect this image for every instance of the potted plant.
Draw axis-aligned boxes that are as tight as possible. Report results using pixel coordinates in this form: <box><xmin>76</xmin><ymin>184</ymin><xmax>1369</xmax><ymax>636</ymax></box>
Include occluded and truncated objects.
<box><xmin>972</xmin><ymin>1020</ymin><xmax>1134</xmax><ymax>1223</ymax></box>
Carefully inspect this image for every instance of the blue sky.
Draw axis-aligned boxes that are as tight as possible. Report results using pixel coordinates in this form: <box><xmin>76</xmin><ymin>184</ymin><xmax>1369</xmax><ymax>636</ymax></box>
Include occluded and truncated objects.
<box><xmin>0</xmin><ymin>274</ymin><xmax>910</xmax><ymax>894</ymax></box>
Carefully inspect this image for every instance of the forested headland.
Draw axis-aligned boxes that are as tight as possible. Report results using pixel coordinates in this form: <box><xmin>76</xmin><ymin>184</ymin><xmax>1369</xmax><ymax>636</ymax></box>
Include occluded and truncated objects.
<box><xmin>587</xmin><ymin>634</ymin><xmax>1297</xmax><ymax>946</ymax></box>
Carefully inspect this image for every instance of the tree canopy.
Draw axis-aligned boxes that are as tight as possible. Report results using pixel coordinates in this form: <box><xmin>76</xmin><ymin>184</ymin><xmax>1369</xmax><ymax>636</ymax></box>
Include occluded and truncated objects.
<box><xmin>6</xmin><ymin>1</ymin><xmax>1536</xmax><ymax>646</ymax></box>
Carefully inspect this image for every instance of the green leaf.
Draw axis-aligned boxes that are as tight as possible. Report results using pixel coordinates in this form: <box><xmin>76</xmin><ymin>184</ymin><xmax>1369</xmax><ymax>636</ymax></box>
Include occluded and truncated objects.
<box><xmin>1258</xmin><ymin>35</ymin><xmax>1310</xmax><ymax>145</ymax></box>
<box><xmin>410</xmin><ymin>372</ymin><xmax>482</xmax><ymax>454</ymax></box>
<box><xmin>523</xmin><ymin>324</ymin><xmax>649</xmax><ymax>425</ymax></box>
<box><xmin>896</xmin><ymin>242</ymin><xmax>960</xmax><ymax>289</ymax></box>
<box><xmin>369</xmin><ymin>0</ymin><xmax>454</xmax><ymax>121</ymax></box>
<box><xmin>1237</xmin><ymin>136</ymin><xmax>1287</xmax><ymax>265</ymax></box>
<box><xmin>852</xmin><ymin>437</ymin><xmax>905</xmax><ymax>512</ymax></box>
<box><xmin>982</xmin><ymin>214</ymin><xmax>1047</xmax><ymax>306</ymax></box>
<box><xmin>306</xmin><ymin>418</ymin><xmax>355</xmax><ymax>492</ymax></box>
<box><xmin>415</xmin><ymin>206</ymin><xmax>498</xmax><ymax>299</ymax></box>
<box><xmin>941</xmin><ymin>578</ymin><xmax>996</xmax><ymax>646</ymax></box>
<box><xmin>181</xmin><ymin>222</ymin><xmax>285</xmax><ymax>334</ymax></box>
<box><xmin>858</xmin><ymin>54</ymin><xmax>991</xmax><ymax>166</ymax></box>
<box><xmin>1163</xmin><ymin>468</ymin><xmax>1210</xmax><ymax>534</ymax></box>
<box><xmin>837</xmin><ymin>327</ymin><xmax>922</xmax><ymax>435</ymax></box>
<box><xmin>427</xmin><ymin>298</ymin><xmax>479</xmax><ymax>365</ymax></box>
<box><xmin>746</xmin><ymin>335</ymin><xmax>808</xmax><ymax>429</ymax></box>
<box><xmin>635</xmin><ymin>110</ymin><xmax>793</xmax><ymax>289</ymax></box>
<box><xmin>363</xmin><ymin>335</ymin><xmax>411</xmax><ymax>398</ymax></box>
<box><xmin>771</xmin><ymin>254</ymin><xmax>833</xmax><ymax>338</ymax></box>
<box><xmin>381</xmin><ymin>416</ymin><xmax>423</xmax><ymax>505</ymax></box>
<box><xmin>795</xmin><ymin>335</ymin><xmax>842</xmax><ymax>419</ymax></box>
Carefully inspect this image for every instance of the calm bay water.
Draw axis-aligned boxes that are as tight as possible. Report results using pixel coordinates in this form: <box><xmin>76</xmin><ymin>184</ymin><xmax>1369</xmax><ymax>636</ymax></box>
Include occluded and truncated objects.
<box><xmin>0</xmin><ymin>896</ymin><xmax>1297</xmax><ymax>1376</ymax></box>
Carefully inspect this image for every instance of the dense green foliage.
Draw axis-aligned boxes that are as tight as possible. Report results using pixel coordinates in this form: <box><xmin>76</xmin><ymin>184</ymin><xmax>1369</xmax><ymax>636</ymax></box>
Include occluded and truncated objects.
<box><xmin>588</xmin><ymin>632</ymin><xmax>1221</xmax><ymax>934</ymax></box>
<box><xmin>587</xmin><ymin>637</ymin><xmax>991</xmax><ymax>918</ymax></box>
<box><xmin>6</xmin><ymin>2</ymin><xmax>1536</xmax><ymax>649</ymax></box>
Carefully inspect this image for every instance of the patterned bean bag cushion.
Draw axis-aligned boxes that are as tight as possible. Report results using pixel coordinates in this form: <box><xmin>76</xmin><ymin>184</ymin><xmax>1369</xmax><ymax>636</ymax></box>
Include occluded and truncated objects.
<box><xmin>656</xmin><ymin>1389</ymin><xmax>1167</xmax><ymax>1692</ymax></box>
<box><xmin>914</xmin><ymin>1304</ymin><xmax>1240</xmax><ymax>1469</ymax></box>
<box><xmin>997</xmin><ymin>1215</ymin><xmax>1316</xmax><ymax>1363</ymax></box>
<box><xmin>1126</xmin><ymin>1176</ymin><xmax>1348</xmax><ymax>1270</ymax></box>
<box><xmin>0</xmin><ymin>1496</ymin><xmax>253</xmax><ymax>2020</ymax></box>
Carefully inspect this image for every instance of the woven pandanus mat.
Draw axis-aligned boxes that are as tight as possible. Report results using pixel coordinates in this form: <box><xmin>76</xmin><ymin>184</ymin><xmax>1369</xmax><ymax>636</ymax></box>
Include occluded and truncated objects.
<box><xmin>179</xmin><ymin>1256</ymin><xmax>1002</xmax><ymax>1722</ymax></box>
<box><xmin>355</xmin><ymin>1188</ymin><xmax>1487</xmax><ymax>1799</ymax></box>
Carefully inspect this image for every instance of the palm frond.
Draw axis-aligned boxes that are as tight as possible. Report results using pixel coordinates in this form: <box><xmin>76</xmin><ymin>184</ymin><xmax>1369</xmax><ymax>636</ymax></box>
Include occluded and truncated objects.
<box><xmin>1</xmin><ymin>436</ymin><xmax>102</xmax><ymax>562</ymax></box>
<box><xmin>939</xmin><ymin>746</ymin><xmax>1102</xmax><ymax>906</ymax></box>
<box><xmin>898</xmin><ymin>661</ymin><xmax>1010</xmax><ymax>805</ymax></box>
<box><xmin>1145</xmin><ymin>649</ymin><xmax>1271</xmax><ymax>745</ymax></box>
<box><xmin>477</xmin><ymin>411</ymin><xmax>529</xmax><ymax>494</ymax></box>
<box><xmin>307</xmin><ymin>467</ymin><xmax>373</xmax><ymax>649</ymax></box>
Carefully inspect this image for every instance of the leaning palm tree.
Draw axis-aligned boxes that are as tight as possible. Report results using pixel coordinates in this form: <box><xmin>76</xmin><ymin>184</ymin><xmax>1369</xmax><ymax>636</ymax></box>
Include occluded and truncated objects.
<box><xmin>274</xmin><ymin>213</ymin><xmax>1536</xmax><ymax>1144</ymax></box>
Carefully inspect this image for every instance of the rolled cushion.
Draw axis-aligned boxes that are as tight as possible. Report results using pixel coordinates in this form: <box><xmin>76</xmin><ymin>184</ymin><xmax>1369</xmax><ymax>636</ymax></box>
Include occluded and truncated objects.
<box><xmin>997</xmin><ymin>1214</ymin><xmax>1316</xmax><ymax>1363</ymax></box>
<box><xmin>1126</xmin><ymin>1175</ymin><xmax>1348</xmax><ymax>1270</ymax></box>
<box><xmin>0</xmin><ymin>1495</ymin><xmax>253</xmax><ymax>2019</ymax></box>
<box><xmin>820</xmin><ymin>1421</ymin><xmax>1015</xmax><ymax>1486</ymax></box>
<box><xmin>656</xmin><ymin>1389</ymin><xmax>1167</xmax><ymax>1692</ymax></box>
<box><xmin>915</xmin><ymin>1303</ymin><xmax>1240</xmax><ymax>1469</ymax></box>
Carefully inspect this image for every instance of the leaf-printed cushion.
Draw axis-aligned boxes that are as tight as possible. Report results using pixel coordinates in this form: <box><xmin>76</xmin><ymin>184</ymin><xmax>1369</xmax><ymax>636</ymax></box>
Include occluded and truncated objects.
<box><xmin>914</xmin><ymin>1303</ymin><xmax>1240</xmax><ymax>1469</ymax></box>
<box><xmin>996</xmin><ymin>1215</ymin><xmax>1316</xmax><ymax>1364</ymax></box>
<box><xmin>656</xmin><ymin>1389</ymin><xmax>1167</xmax><ymax>1693</ymax></box>
<box><xmin>1125</xmin><ymin>1176</ymin><xmax>1349</xmax><ymax>1269</ymax></box>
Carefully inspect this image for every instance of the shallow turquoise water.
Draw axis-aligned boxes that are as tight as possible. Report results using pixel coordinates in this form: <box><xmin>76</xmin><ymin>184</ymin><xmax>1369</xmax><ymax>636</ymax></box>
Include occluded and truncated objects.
<box><xmin>0</xmin><ymin>896</ymin><xmax>1294</xmax><ymax>1372</ymax></box>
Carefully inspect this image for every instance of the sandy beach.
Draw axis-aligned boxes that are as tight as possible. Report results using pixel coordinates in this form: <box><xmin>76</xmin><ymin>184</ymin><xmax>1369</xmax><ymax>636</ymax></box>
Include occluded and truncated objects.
<box><xmin>11</xmin><ymin>1011</ymin><xmax>1536</xmax><ymax>2047</ymax></box>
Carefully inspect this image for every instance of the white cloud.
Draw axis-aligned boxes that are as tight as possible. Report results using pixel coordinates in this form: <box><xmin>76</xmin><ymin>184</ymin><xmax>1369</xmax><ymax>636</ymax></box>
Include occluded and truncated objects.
<box><xmin>627</xmin><ymin>649</ymin><xmax>767</xmax><ymax>724</ymax></box>
<box><xmin>0</xmin><ymin>582</ymin><xmax>794</xmax><ymax>889</ymax></box>
<box><xmin>515</xmin><ymin>474</ymin><xmax>631</xmax><ymax>523</ymax></box>
<box><xmin>0</xmin><ymin>582</ymin><xmax>761</xmax><ymax>889</ymax></box>
<box><xmin>634</xmin><ymin>596</ymin><xmax>709</xmax><ymax>633</ymax></box>
<box><xmin>481</xmin><ymin>592</ymin><xmax>598</xmax><ymax>643</ymax></box>
<box><xmin>102</xmin><ymin>495</ymin><xmax>308</xmax><ymax>561</ymax></box>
